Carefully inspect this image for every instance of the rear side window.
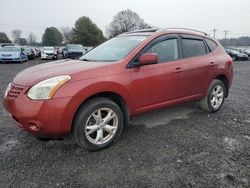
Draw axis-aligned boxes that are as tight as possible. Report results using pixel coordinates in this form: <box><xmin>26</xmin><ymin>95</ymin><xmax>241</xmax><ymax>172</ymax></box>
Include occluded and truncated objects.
<box><xmin>181</xmin><ymin>38</ymin><xmax>207</xmax><ymax>58</ymax></box>
<box><xmin>146</xmin><ymin>39</ymin><xmax>179</xmax><ymax>63</ymax></box>
<box><xmin>205</xmin><ymin>38</ymin><xmax>218</xmax><ymax>52</ymax></box>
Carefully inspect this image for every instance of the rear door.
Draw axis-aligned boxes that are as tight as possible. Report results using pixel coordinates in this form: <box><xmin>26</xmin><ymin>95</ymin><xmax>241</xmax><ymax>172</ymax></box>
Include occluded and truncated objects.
<box><xmin>179</xmin><ymin>35</ymin><xmax>213</xmax><ymax>97</ymax></box>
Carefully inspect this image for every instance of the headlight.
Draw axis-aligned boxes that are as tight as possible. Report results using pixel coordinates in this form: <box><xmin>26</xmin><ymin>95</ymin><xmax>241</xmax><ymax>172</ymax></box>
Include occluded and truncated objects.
<box><xmin>27</xmin><ymin>75</ymin><xmax>71</xmax><ymax>100</ymax></box>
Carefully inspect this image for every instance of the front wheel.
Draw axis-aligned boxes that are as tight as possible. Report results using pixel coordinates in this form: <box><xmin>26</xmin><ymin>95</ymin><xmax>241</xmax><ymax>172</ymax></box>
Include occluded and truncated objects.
<box><xmin>200</xmin><ymin>79</ymin><xmax>226</xmax><ymax>112</ymax></box>
<box><xmin>73</xmin><ymin>97</ymin><xmax>124</xmax><ymax>151</ymax></box>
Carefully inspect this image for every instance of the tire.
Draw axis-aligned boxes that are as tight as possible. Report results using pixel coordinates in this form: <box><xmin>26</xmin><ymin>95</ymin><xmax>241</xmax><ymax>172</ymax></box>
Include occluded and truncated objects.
<box><xmin>73</xmin><ymin>97</ymin><xmax>124</xmax><ymax>151</ymax></box>
<box><xmin>35</xmin><ymin>136</ymin><xmax>51</xmax><ymax>142</ymax></box>
<box><xmin>200</xmin><ymin>79</ymin><xmax>226</xmax><ymax>112</ymax></box>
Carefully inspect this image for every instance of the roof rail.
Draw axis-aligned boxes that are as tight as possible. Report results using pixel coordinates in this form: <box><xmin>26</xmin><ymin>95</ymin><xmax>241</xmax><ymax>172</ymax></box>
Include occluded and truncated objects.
<box><xmin>124</xmin><ymin>28</ymin><xmax>159</xmax><ymax>34</ymax></box>
<box><xmin>160</xmin><ymin>28</ymin><xmax>208</xmax><ymax>36</ymax></box>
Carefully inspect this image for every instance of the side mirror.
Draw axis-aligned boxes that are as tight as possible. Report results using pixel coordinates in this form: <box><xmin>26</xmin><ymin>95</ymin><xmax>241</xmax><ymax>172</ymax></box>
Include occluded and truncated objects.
<box><xmin>138</xmin><ymin>53</ymin><xmax>158</xmax><ymax>66</ymax></box>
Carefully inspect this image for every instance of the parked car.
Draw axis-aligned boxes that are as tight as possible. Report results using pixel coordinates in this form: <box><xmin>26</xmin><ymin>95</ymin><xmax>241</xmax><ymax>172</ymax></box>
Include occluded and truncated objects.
<box><xmin>41</xmin><ymin>47</ymin><xmax>58</xmax><ymax>60</ymax></box>
<box><xmin>62</xmin><ymin>44</ymin><xmax>84</xmax><ymax>59</ymax></box>
<box><xmin>0</xmin><ymin>46</ymin><xmax>28</xmax><ymax>63</ymax></box>
<box><xmin>33</xmin><ymin>47</ymin><xmax>40</xmax><ymax>57</ymax></box>
<box><xmin>23</xmin><ymin>47</ymin><xmax>36</xmax><ymax>60</ymax></box>
<box><xmin>57</xmin><ymin>46</ymin><xmax>64</xmax><ymax>54</ymax></box>
<box><xmin>242</xmin><ymin>48</ymin><xmax>250</xmax><ymax>58</ymax></box>
<box><xmin>3</xmin><ymin>28</ymin><xmax>233</xmax><ymax>151</ymax></box>
<box><xmin>225</xmin><ymin>48</ymin><xmax>248</xmax><ymax>61</ymax></box>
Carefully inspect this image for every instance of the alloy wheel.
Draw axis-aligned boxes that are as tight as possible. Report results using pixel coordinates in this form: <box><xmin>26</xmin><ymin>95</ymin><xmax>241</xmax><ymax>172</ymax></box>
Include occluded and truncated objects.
<box><xmin>210</xmin><ymin>85</ymin><xmax>224</xmax><ymax>109</ymax></box>
<box><xmin>85</xmin><ymin>108</ymin><xmax>118</xmax><ymax>145</ymax></box>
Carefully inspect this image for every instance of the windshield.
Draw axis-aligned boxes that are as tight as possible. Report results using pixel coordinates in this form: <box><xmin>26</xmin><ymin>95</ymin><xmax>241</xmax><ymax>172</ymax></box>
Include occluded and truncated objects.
<box><xmin>0</xmin><ymin>47</ymin><xmax>20</xmax><ymax>52</ymax></box>
<box><xmin>231</xmin><ymin>50</ymin><xmax>240</xmax><ymax>54</ymax></box>
<box><xmin>79</xmin><ymin>35</ymin><xmax>148</xmax><ymax>62</ymax></box>
<box><xmin>43</xmin><ymin>47</ymin><xmax>55</xmax><ymax>51</ymax></box>
<box><xmin>68</xmin><ymin>44</ymin><xmax>83</xmax><ymax>50</ymax></box>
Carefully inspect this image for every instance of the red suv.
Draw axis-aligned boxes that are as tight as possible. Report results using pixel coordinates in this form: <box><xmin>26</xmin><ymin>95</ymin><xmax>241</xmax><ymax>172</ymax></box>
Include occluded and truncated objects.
<box><xmin>3</xmin><ymin>28</ymin><xmax>233</xmax><ymax>151</ymax></box>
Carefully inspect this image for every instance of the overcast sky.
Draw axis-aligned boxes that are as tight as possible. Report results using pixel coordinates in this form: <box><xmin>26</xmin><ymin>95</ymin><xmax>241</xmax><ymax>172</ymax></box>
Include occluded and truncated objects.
<box><xmin>0</xmin><ymin>0</ymin><xmax>250</xmax><ymax>42</ymax></box>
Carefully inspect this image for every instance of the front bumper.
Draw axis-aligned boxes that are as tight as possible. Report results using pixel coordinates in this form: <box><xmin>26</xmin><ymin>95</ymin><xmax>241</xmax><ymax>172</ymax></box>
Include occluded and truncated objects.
<box><xmin>0</xmin><ymin>57</ymin><xmax>22</xmax><ymax>62</ymax></box>
<box><xmin>67</xmin><ymin>52</ymin><xmax>83</xmax><ymax>59</ymax></box>
<box><xmin>3</xmin><ymin>85</ymin><xmax>74</xmax><ymax>137</ymax></box>
<box><xmin>41</xmin><ymin>53</ymin><xmax>57</xmax><ymax>59</ymax></box>
<box><xmin>238</xmin><ymin>56</ymin><xmax>248</xmax><ymax>61</ymax></box>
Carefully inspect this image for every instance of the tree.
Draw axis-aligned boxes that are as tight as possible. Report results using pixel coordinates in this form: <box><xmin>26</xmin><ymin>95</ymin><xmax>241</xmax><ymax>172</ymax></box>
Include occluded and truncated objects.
<box><xmin>71</xmin><ymin>16</ymin><xmax>105</xmax><ymax>46</ymax></box>
<box><xmin>42</xmin><ymin>27</ymin><xmax>63</xmax><ymax>46</ymax></box>
<box><xmin>60</xmin><ymin>27</ymin><xmax>73</xmax><ymax>44</ymax></box>
<box><xmin>28</xmin><ymin>32</ymin><xmax>37</xmax><ymax>45</ymax></box>
<box><xmin>106</xmin><ymin>9</ymin><xmax>151</xmax><ymax>38</ymax></box>
<box><xmin>12</xmin><ymin>29</ymin><xmax>22</xmax><ymax>41</ymax></box>
<box><xmin>14</xmin><ymin>38</ymin><xmax>27</xmax><ymax>45</ymax></box>
<box><xmin>0</xmin><ymin>32</ymin><xmax>11</xmax><ymax>43</ymax></box>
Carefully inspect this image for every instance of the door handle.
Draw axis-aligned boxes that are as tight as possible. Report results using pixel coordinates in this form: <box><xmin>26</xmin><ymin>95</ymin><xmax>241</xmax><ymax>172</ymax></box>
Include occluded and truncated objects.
<box><xmin>210</xmin><ymin>62</ymin><xmax>216</xmax><ymax>66</ymax></box>
<box><xmin>174</xmin><ymin>67</ymin><xmax>182</xmax><ymax>73</ymax></box>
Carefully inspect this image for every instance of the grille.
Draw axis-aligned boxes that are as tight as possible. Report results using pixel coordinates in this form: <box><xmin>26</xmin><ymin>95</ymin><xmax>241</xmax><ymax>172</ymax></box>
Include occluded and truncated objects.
<box><xmin>46</xmin><ymin>53</ymin><xmax>54</xmax><ymax>55</ymax></box>
<box><xmin>7</xmin><ymin>84</ymin><xmax>24</xmax><ymax>99</ymax></box>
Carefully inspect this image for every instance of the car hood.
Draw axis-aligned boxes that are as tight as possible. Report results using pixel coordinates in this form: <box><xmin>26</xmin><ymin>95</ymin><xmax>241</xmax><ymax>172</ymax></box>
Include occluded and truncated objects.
<box><xmin>68</xmin><ymin>49</ymin><xmax>84</xmax><ymax>53</ymax></box>
<box><xmin>0</xmin><ymin>52</ymin><xmax>20</xmax><ymax>56</ymax></box>
<box><xmin>12</xmin><ymin>59</ymin><xmax>115</xmax><ymax>86</ymax></box>
<box><xmin>43</xmin><ymin>50</ymin><xmax>55</xmax><ymax>53</ymax></box>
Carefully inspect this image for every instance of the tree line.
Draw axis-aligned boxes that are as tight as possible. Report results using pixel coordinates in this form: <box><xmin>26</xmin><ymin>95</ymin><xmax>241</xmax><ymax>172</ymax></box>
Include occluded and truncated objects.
<box><xmin>0</xmin><ymin>9</ymin><xmax>150</xmax><ymax>46</ymax></box>
<box><xmin>219</xmin><ymin>37</ymin><xmax>250</xmax><ymax>47</ymax></box>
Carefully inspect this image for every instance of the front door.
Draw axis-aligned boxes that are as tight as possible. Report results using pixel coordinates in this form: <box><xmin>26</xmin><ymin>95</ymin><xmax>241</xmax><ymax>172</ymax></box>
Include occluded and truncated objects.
<box><xmin>129</xmin><ymin>35</ymin><xmax>185</xmax><ymax>114</ymax></box>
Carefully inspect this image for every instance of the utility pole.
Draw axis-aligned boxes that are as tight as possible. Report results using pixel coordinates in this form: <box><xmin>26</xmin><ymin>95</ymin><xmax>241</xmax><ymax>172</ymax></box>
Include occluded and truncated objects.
<box><xmin>224</xmin><ymin>30</ymin><xmax>229</xmax><ymax>46</ymax></box>
<box><xmin>212</xmin><ymin>28</ymin><xmax>217</xmax><ymax>38</ymax></box>
<box><xmin>224</xmin><ymin>30</ymin><xmax>229</xmax><ymax>39</ymax></box>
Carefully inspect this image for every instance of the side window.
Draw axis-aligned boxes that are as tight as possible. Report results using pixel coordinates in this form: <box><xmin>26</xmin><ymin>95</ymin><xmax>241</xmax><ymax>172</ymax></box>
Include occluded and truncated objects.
<box><xmin>182</xmin><ymin>38</ymin><xmax>207</xmax><ymax>58</ymax></box>
<box><xmin>205</xmin><ymin>38</ymin><xmax>218</xmax><ymax>52</ymax></box>
<box><xmin>145</xmin><ymin>38</ymin><xmax>179</xmax><ymax>63</ymax></box>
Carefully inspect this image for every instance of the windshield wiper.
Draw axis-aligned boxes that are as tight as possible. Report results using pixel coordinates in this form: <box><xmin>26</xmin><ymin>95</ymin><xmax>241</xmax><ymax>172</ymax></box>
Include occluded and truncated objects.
<box><xmin>80</xmin><ymin>58</ymin><xmax>95</xmax><ymax>62</ymax></box>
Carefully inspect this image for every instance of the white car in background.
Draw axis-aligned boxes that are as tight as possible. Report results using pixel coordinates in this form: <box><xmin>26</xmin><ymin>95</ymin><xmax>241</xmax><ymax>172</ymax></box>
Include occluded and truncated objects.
<box><xmin>41</xmin><ymin>47</ymin><xmax>58</xmax><ymax>60</ymax></box>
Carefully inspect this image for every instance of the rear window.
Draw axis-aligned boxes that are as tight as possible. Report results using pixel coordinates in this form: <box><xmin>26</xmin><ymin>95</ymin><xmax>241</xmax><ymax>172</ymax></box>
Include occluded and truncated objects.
<box><xmin>182</xmin><ymin>38</ymin><xmax>207</xmax><ymax>58</ymax></box>
<box><xmin>205</xmin><ymin>38</ymin><xmax>217</xmax><ymax>52</ymax></box>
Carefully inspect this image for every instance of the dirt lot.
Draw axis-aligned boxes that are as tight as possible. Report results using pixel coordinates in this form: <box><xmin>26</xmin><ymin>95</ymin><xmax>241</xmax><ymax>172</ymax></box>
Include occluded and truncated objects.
<box><xmin>0</xmin><ymin>58</ymin><xmax>249</xmax><ymax>187</ymax></box>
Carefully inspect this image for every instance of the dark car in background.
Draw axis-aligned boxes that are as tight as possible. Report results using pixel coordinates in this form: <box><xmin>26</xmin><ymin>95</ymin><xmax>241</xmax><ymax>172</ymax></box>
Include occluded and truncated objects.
<box><xmin>62</xmin><ymin>44</ymin><xmax>85</xmax><ymax>59</ymax></box>
<box><xmin>23</xmin><ymin>47</ymin><xmax>36</xmax><ymax>60</ymax></box>
<box><xmin>225</xmin><ymin>48</ymin><xmax>248</xmax><ymax>61</ymax></box>
<box><xmin>0</xmin><ymin>46</ymin><xmax>28</xmax><ymax>63</ymax></box>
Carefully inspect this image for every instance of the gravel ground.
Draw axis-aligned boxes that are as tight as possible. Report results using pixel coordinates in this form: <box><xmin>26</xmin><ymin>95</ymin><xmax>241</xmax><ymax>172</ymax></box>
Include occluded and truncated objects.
<box><xmin>0</xmin><ymin>58</ymin><xmax>249</xmax><ymax>187</ymax></box>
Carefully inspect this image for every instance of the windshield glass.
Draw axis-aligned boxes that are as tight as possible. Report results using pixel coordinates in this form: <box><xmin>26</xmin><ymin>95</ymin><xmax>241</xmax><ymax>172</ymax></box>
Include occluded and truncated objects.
<box><xmin>42</xmin><ymin>47</ymin><xmax>55</xmax><ymax>51</ymax></box>
<box><xmin>79</xmin><ymin>35</ymin><xmax>148</xmax><ymax>62</ymax></box>
<box><xmin>231</xmin><ymin>50</ymin><xmax>240</xmax><ymax>54</ymax></box>
<box><xmin>0</xmin><ymin>47</ymin><xmax>20</xmax><ymax>52</ymax></box>
<box><xmin>68</xmin><ymin>44</ymin><xmax>83</xmax><ymax>50</ymax></box>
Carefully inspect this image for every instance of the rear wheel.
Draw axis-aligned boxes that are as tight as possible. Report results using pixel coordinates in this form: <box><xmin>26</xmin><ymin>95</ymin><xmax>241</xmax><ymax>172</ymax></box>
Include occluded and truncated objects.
<box><xmin>200</xmin><ymin>79</ymin><xmax>226</xmax><ymax>112</ymax></box>
<box><xmin>73</xmin><ymin>97</ymin><xmax>124</xmax><ymax>151</ymax></box>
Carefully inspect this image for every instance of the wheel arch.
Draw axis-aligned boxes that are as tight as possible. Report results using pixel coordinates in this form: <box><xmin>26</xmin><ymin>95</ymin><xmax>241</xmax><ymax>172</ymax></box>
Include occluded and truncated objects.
<box><xmin>71</xmin><ymin>91</ymin><xmax>130</xmax><ymax>133</ymax></box>
<box><xmin>214</xmin><ymin>74</ymin><xmax>229</xmax><ymax>97</ymax></box>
